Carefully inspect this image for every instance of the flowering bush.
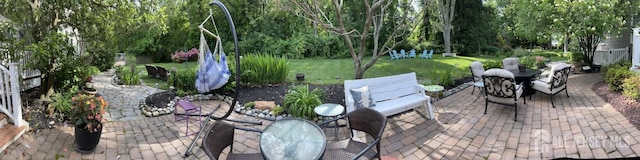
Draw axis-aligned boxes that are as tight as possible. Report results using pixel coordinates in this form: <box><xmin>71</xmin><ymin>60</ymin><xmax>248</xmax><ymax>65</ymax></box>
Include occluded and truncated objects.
<box><xmin>535</xmin><ymin>56</ymin><xmax>546</xmax><ymax>67</ymax></box>
<box><xmin>171</xmin><ymin>48</ymin><xmax>199</xmax><ymax>62</ymax></box>
<box><xmin>71</xmin><ymin>94</ymin><xmax>108</xmax><ymax>133</ymax></box>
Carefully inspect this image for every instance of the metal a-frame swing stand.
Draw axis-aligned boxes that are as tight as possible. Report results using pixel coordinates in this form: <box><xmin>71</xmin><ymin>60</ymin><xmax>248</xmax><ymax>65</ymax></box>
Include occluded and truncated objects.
<box><xmin>182</xmin><ymin>1</ymin><xmax>262</xmax><ymax>158</ymax></box>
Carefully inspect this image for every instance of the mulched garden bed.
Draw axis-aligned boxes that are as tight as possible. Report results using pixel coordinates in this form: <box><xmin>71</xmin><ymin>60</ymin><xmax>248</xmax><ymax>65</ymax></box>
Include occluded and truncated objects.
<box><xmin>592</xmin><ymin>82</ymin><xmax>640</xmax><ymax>130</ymax></box>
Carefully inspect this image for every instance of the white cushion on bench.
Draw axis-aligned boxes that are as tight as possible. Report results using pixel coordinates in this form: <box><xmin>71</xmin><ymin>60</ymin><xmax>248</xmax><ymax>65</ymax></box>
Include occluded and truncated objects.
<box><xmin>374</xmin><ymin>94</ymin><xmax>428</xmax><ymax>116</ymax></box>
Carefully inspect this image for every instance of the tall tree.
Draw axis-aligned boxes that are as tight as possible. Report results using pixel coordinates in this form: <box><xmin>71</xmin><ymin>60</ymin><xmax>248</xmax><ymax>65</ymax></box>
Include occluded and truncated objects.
<box><xmin>435</xmin><ymin>0</ymin><xmax>456</xmax><ymax>54</ymax></box>
<box><xmin>507</xmin><ymin>0</ymin><xmax>639</xmax><ymax>65</ymax></box>
<box><xmin>282</xmin><ymin>0</ymin><xmax>412</xmax><ymax>79</ymax></box>
<box><xmin>452</xmin><ymin>0</ymin><xmax>498</xmax><ymax>55</ymax></box>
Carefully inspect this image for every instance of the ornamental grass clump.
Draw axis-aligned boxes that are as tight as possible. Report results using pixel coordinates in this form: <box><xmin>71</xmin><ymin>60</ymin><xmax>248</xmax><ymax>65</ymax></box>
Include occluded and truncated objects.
<box><xmin>71</xmin><ymin>94</ymin><xmax>108</xmax><ymax>133</ymax></box>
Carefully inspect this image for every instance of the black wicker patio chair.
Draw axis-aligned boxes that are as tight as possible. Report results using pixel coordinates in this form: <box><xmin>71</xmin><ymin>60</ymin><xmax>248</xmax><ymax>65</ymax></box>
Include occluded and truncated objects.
<box><xmin>202</xmin><ymin>121</ymin><xmax>264</xmax><ymax>160</ymax></box>
<box><xmin>318</xmin><ymin>107</ymin><xmax>387</xmax><ymax>160</ymax></box>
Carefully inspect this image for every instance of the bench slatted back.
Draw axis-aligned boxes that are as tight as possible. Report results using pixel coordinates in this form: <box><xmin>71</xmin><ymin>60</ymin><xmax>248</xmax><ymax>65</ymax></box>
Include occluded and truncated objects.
<box><xmin>344</xmin><ymin>72</ymin><xmax>419</xmax><ymax>103</ymax></box>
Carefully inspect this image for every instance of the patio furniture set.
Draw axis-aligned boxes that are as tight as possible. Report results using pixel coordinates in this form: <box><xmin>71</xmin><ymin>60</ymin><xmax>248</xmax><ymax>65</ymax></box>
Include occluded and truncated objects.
<box><xmin>469</xmin><ymin>58</ymin><xmax>572</xmax><ymax>121</ymax></box>
<box><xmin>144</xmin><ymin>65</ymin><xmax>171</xmax><ymax>81</ymax></box>
<box><xmin>198</xmin><ymin>107</ymin><xmax>387</xmax><ymax>160</ymax></box>
<box><xmin>176</xmin><ymin>55</ymin><xmax>571</xmax><ymax>159</ymax></box>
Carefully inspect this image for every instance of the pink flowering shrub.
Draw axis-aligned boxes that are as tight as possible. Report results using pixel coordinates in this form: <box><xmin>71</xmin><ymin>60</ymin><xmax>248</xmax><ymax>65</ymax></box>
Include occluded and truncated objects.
<box><xmin>171</xmin><ymin>48</ymin><xmax>199</xmax><ymax>62</ymax></box>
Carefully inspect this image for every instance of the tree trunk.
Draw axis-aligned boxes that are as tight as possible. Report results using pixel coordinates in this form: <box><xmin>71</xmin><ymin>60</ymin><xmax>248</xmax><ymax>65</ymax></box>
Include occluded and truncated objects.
<box><xmin>39</xmin><ymin>69</ymin><xmax>55</xmax><ymax>99</ymax></box>
<box><xmin>578</xmin><ymin>34</ymin><xmax>600</xmax><ymax>66</ymax></box>
<box><xmin>563</xmin><ymin>32</ymin><xmax>569</xmax><ymax>54</ymax></box>
<box><xmin>437</xmin><ymin>0</ymin><xmax>456</xmax><ymax>54</ymax></box>
<box><xmin>443</xmin><ymin>24</ymin><xmax>452</xmax><ymax>53</ymax></box>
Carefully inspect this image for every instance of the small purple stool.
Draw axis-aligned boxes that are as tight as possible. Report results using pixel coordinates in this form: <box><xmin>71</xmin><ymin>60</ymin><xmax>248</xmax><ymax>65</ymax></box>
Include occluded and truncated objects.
<box><xmin>174</xmin><ymin>97</ymin><xmax>202</xmax><ymax>136</ymax></box>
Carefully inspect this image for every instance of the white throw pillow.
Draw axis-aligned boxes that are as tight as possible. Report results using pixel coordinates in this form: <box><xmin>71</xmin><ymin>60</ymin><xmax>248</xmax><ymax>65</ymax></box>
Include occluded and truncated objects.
<box><xmin>350</xmin><ymin>86</ymin><xmax>376</xmax><ymax>109</ymax></box>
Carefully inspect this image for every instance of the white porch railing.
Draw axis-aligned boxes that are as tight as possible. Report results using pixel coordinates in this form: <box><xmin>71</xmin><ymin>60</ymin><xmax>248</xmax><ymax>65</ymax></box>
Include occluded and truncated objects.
<box><xmin>594</xmin><ymin>47</ymin><xmax>630</xmax><ymax>66</ymax></box>
<box><xmin>0</xmin><ymin>49</ymin><xmax>41</xmax><ymax>91</ymax></box>
<box><xmin>0</xmin><ymin>63</ymin><xmax>23</xmax><ymax>127</ymax></box>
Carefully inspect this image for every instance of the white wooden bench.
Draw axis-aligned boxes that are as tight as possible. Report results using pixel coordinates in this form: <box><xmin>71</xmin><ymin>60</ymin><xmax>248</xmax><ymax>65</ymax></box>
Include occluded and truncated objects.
<box><xmin>443</xmin><ymin>52</ymin><xmax>457</xmax><ymax>57</ymax></box>
<box><xmin>344</xmin><ymin>72</ymin><xmax>434</xmax><ymax>119</ymax></box>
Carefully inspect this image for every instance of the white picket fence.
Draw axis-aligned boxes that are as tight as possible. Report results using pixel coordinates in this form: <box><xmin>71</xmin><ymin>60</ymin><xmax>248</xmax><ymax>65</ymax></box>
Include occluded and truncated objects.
<box><xmin>594</xmin><ymin>47</ymin><xmax>630</xmax><ymax>66</ymax></box>
<box><xmin>0</xmin><ymin>63</ymin><xmax>23</xmax><ymax>127</ymax></box>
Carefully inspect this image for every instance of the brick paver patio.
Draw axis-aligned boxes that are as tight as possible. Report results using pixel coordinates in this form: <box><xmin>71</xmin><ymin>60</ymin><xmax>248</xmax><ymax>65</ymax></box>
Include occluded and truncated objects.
<box><xmin>3</xmin><ymin>72</ymin><xmax>640</xmax><ymax>159</ymax></box>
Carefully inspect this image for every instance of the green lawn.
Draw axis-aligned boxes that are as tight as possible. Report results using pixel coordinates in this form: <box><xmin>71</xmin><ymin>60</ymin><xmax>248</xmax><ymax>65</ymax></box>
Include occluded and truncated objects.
<box><xmin>124</xmin><ymin>53</ymin><xmax>567</xmax><ymax>89</ymax></box>
<box><xmin>287</xmin><ymin>55</ymin><xmax>506</xmax><ymax>84</ymax></box>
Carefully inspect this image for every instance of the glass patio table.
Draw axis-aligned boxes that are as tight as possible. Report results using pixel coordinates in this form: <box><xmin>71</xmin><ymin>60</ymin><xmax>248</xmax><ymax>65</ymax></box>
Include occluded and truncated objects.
<box><xmin>260</xmin><ymin>118</ymin><xmax>326</xmax><ymax>160</ymax></box>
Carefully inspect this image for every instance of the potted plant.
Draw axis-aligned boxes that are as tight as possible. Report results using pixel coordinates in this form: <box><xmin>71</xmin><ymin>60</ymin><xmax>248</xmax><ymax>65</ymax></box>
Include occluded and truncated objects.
<box><xmin>82</xmin><ymin>76</ymin><xmax>97</xmax><ymax>95</ymax></box>
<box><xmin>568</xmin><ymin>52</ymin><xmax>583</xmax><ymax>73</ymax></box>
<box><xmin>535</xmin><ymin>56</ymin><xmax>546</xmax><ymax>69</ymax></box>
<box><xmin>71</xmin><ymin>93</ymin><xmax>108</xmax><ymax>153</ymax></box>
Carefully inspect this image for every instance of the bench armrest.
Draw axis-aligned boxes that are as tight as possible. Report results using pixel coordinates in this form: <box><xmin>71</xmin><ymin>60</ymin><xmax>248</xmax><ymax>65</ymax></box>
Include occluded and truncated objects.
<box><xmin>415</xmin><ymin>84</ymin><xmax>426</xmax><ymax>95</ymax></box>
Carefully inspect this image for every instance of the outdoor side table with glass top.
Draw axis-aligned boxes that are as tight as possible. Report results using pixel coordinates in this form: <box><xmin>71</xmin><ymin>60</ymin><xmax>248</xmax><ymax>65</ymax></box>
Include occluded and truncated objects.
<box><xmin>260</xmin><ymin>118</ymin><xmax>326</xmax><ymax>160</ymax></box>
<box><xmin>423</xmin><ymin>85</ymin><xmax>445</xmax><ymax>112</ymax></box>
<box><xmin>314</xmin><ymin>103</ymin><xmax>345</xmax><ymax>140</ymax></box>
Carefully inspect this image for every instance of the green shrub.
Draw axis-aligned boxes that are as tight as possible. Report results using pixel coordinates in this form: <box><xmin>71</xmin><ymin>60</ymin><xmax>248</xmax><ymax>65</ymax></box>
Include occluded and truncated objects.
<box><xmin>118</xmin><ymin>65</ymin><xmax>141</xmax><ymax>85</ymax></box>
<box><xmin>480</xmin><ymin>45</ymin><xmax>501</xmax><ymax>55</ymax></box>
<box><xmin>605</xmin><ymin>66</ymin><xmax>634</xmax><ymax>91</ymax></box>
<box><xmin>282</xmin><ymin>85</ymin><xmax>326</xmax><ymax>120</ymax></box>
<box><xmin>240</xmin><ymin>54</ymin><xmax>289</xmax><ymax>85</ymax></box>
<box><xmin>174</xmin><ymin>68</ymin><xmax>197</xmax><ymax>93</ymax></box>
<box><xmin>91</xmin><ymin>51</ymin><xmax>116</xmax><ymax>71</ymax></box>
<box><xmin>568</xmin><ymin>52</ymin><xmax>584</xmax><ymax>63</ymax></box>
<box><xmin>244</xmin><ymin>101</ymin><xmax>255</xmax><ymax>108</ymax></box>
<box><xmin>519</xmin><ymin>56</ymin><xmax>535</xmax><ymax>68</ymax></box>
<box><xmin>483</xmin><ymin>60</ymin><xmax>502</xmax><ymax>70</ymax></box>
<box><xmin>49</xmin><ymin>92</ymin><xmax>73</xmax><ymax>119</ymax></box>
<box><xmin>53</xmin><ymin>56</ymin><xmax>98</xmax><ymax>93</ymax></box>
<box><xmin>272</xmin><ymin>105</ymin><xmax>285</xmax><ymax>116</ymax></box>
<box><xmin>622</xmin><ymin>76</ymin><xmax>640</xmax><ymax>100</ymax></box>
<box><xmin>176</xmin><ymin>89</ymin><xmax>187</xmax><ymax>97</ymax></box>
<box><xmin>511</xmin><ymin>48</ymin><xmax>530</xmax><ymax>57</ymax></box>
<box><xmin>530</xmin><ymin>50</ymin><xmax>560</xmax><ymax>57</ymax></box>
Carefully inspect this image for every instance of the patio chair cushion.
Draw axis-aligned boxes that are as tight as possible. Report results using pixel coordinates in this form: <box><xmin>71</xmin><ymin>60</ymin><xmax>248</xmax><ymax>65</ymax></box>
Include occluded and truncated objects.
<box><xmin>470</xmin><ymin>61</ymin><xmax>485</xmax><ymax>82</ymax></box>
<box><xmin>502</xmin><ymin>58</ymin><xmax>520</xmax><ymax>72</ymax></box>
<box><xmin>350</xmin><ymin>86</ymin><xmax>376</xmax><ymax>109</ymax></box>
<box><xmin>483</xmin><ymin>69</ymin><xmax>522</xmax><ymax>103</ymax></box>
<box><xmin>487</xmin><ymin>84</ymin><xmax>523</xmax><ymax>104</ymax></box>
<box><xmin>532</xmin><ymin>63</ymin><xmax>571</xmax><ymax>95</ymax></box>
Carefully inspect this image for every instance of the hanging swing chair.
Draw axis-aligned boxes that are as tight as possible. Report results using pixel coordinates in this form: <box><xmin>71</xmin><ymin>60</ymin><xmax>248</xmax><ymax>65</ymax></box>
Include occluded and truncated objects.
<box><xmin>196</xmin><ymin>13</ymin><xmax>230</xmax><ymax>93</ymax></box>
<box><xmin>183</xmin><ymin>1</ymin><xmax>261</xmax><ymax>158</ymax></box>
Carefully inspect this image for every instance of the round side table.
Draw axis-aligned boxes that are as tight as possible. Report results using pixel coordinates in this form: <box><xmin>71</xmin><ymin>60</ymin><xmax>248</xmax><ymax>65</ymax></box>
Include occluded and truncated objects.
<box><xmin>314</xmin><ymin>103</ymin><xmax>345</xmax><ymax>139</ymax></box>
<box><xmin>423</xmin><ymin>85</ymin><xmax>445</xmax><ymax>112</ymax></box>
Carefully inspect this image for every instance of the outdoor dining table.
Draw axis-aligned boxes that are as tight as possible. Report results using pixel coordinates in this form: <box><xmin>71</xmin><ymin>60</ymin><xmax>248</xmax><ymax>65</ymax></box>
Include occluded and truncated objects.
<box><xmin>260</xmin><ymin>118</ymin><xmax>326</xmax><ymax>160</ymax></box>
<box><xmin>511</xmin><ymin>69</ymin><xmax>542</xmax><ymax>96</ymax></box>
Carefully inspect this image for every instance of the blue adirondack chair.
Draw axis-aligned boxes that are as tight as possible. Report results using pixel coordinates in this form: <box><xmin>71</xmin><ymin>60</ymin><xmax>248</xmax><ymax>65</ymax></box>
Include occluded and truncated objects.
<box><xmin>409</xmin><ymin>49</ymin><xmax>416</xmax><ymax>58</ymax></box>
<box><xmin>400</xmin><ymin>49</ymin><xmax>407</xmax><ymax>58</ymax></box>
<box><xmin>390</xmin><ymin>50</ymin><xmax>400</xmax><ymax>60</ymax></box>
<box><xmin>420</xmin><ymin>50</ymin><xmax>428</xmax><ymax>59</ymax></box>
<box><xmin>426</xmin><ymin>49</ymin><xmax>434</xmax><ymax>59</ymax></box>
